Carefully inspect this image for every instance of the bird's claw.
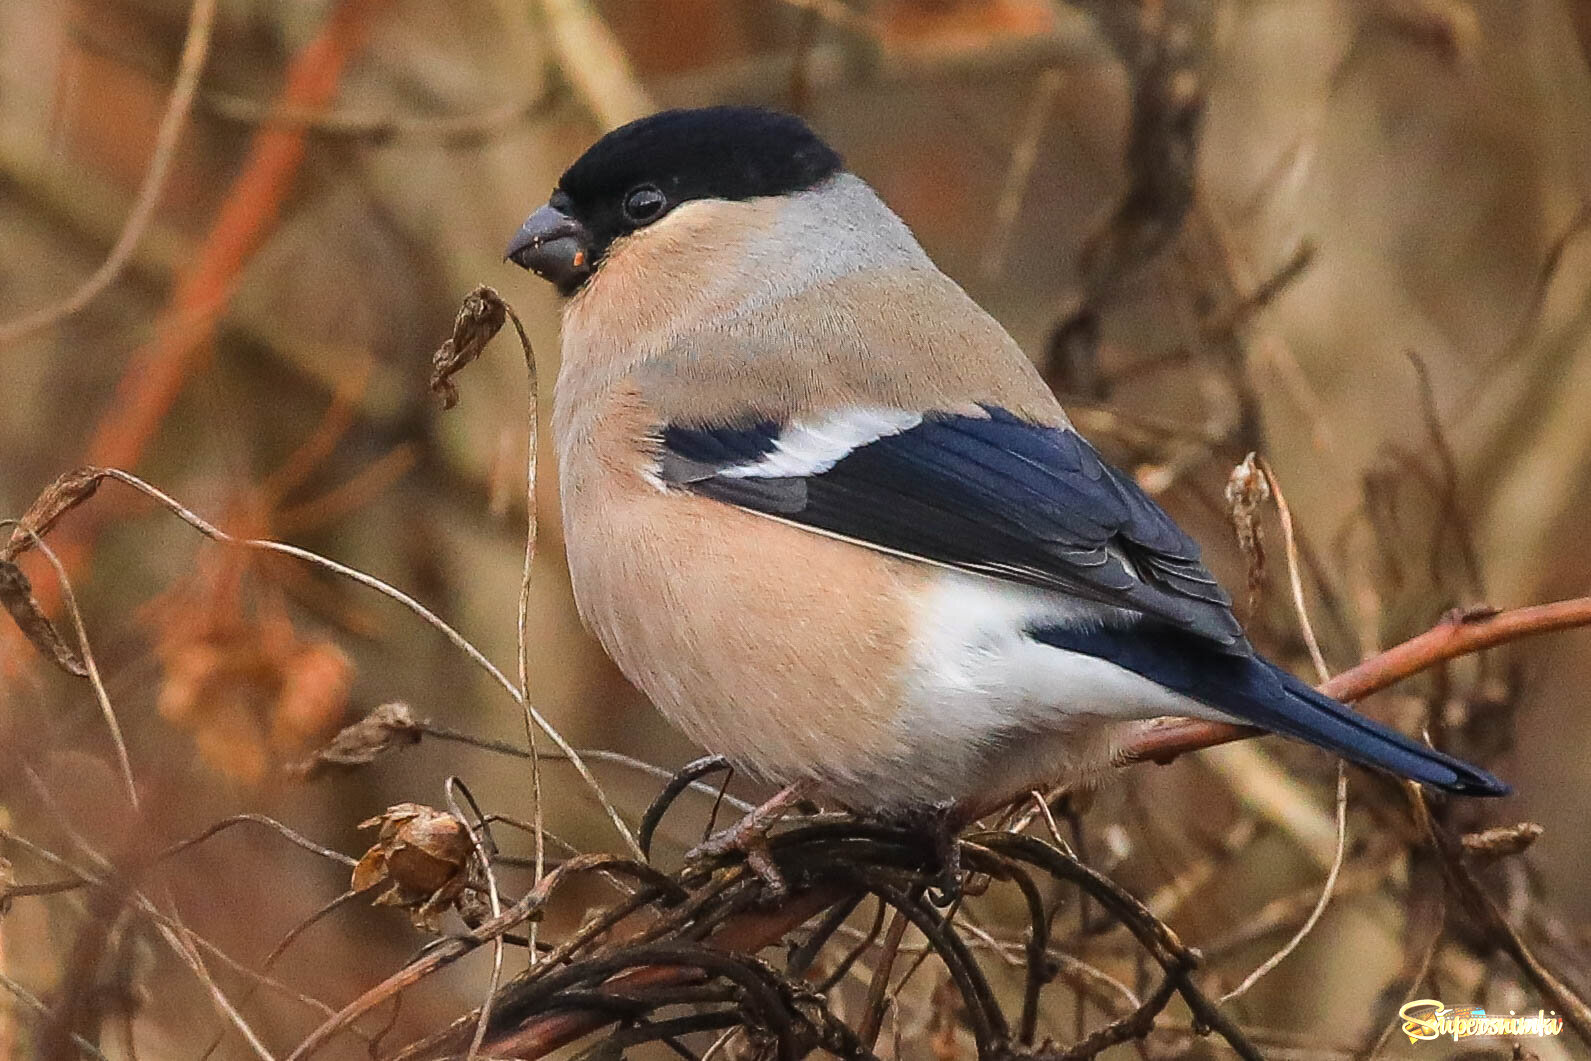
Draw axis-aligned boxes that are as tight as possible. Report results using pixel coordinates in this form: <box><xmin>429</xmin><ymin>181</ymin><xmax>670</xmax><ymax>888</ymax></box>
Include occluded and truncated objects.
<box><xmin>684</xmin><ymin>781</ymin><xmax>809</xmax><ymax>901</ymax></box>
<box><xmin>887</xmin><ymin>799</ymin><xmax>965</xmax><ymax>906</ymax></box>
<box><xmin>928</xmin><ymin>816</ymin><xmax>964</xmax><ymax>906</ymax></box>
<box><xmin>687</xmin><ymin>822</ymin><xmax>788</xmax><ymax>901</ymax></box>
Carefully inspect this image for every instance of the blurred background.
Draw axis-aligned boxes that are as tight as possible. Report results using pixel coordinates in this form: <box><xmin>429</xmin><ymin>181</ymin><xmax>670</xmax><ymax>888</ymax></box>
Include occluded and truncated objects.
<box><xmin>2</xmin><ymin>0</ymin><xmax>1590</xmax><ymax>1057</ymax></box>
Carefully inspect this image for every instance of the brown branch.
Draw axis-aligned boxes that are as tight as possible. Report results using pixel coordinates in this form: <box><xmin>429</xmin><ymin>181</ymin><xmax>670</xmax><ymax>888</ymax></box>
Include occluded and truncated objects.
<box><xmin>1047</xmin><ymin>0</ymin><xmax>1214</xmax><ymax>379</ymax></box>
<box><xmin>199</xmin><ymin>87</ymin><xmax>554</xmax><ymax>144</ymax></box>
<box><xmin>65</xmin><ymin>17</ymin><xmax>556</xmax><ymax>145</ymax></box>
<box><xmin>1121</xmin><ymin>596</ymin><xmax>1591</xmax><ymax>766</ymax></box>
<box><xmin>856</xmin><ymin>909</ymin><xmax>911</xmax><ymax>1051</ymax></box>
<box><xmin>1201</xmin><ymin>240</ymin><xmax>1317</xmax><ymax>338</ymax></box>
<box><xmin>480</xmin><ymin>888</ymin><xmax>844</xmax><ymax>1059</ymax></box>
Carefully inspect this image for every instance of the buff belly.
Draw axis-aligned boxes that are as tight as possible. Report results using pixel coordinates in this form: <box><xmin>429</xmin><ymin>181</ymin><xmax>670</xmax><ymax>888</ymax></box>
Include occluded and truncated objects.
<box><xmin>561</xmin><ymin>467</ymin><xmax>1224</xmax><ymax>813</ymax></box>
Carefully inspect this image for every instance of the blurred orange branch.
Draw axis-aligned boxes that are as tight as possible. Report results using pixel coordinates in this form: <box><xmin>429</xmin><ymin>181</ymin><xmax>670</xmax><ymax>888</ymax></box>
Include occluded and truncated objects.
<box><xmin>14</xmin><ymin>0</ymin><xmax>394</xmax><ymax>619</ymax></box>
<box><xmin>85</xmin><ymin>0</ymin><xmax>392</xmax><ymax>476</ymax></box>
<box><xmin>2</xmin><ymin>0</ymin><xmax>391</xmax><ymax>677</ymax></box>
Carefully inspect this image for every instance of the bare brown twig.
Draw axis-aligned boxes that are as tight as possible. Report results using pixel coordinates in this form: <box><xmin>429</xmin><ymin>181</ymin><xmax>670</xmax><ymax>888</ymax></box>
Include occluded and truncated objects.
<box><xmin>1047</xmin><ymin>0</ymin><xmax>1213</xmax><ymax>381</ymax></box>
<box><xmin>2</xmin><ymin>463</ymin><xmax>642</xmax><ymax>856</ymax></box>
<box><xmin>1425</xmin><ymin>815</ymin><xmax>1591</xmax><ymax>1046</ymax></box>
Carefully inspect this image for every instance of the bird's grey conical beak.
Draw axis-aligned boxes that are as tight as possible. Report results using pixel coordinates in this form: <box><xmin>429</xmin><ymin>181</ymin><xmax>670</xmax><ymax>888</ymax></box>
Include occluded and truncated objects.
<box><xmin>506</xmin><ymin>204</ymin><xmax>592</xmax><ymax>291</ymax></box>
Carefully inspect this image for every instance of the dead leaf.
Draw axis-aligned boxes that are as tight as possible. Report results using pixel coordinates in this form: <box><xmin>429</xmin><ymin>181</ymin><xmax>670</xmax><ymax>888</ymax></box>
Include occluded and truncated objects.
<box><xmin>3</xmin><ymin>467</ymin><xmax>104</xmax><ymax>562</ymax></box>
<box><xmin>290</xmin><ymin>701</ymin><xmax>421</xmax><ymax>780</ymax></box>
<box><xmin>0</xmin><ymin>560</ymin><xmax>87</xmax><ymax>676</ymax></box>
<box><xmin>430</xmin><ymin>285</ymin><xmax>508</xmax><ymax>410</ymax></box>
<box><xmin>1462</xmin><ymin>822</ymin><xmax>1544</xmax><ymax>861</ymax></box>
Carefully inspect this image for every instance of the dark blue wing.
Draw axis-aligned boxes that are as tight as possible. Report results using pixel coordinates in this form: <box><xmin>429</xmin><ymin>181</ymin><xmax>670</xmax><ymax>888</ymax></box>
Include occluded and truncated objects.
<box><xmin>659</xmin><ymin>406</ymin><xmax>1247</xmax><ymax>650</ymax></box>
<box><xmin>660</xmin><ymin>407</ymin><xmax>1511</xmax><ymax>796</ymax></box>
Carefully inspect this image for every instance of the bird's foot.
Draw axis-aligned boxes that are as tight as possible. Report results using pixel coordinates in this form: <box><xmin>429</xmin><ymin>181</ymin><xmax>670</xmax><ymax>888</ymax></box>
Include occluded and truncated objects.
<box><xmin>888</xmin><ymin>801</ymin><xmax>965</xmax><ymax>905</ymax></box>
<box><xmin>686</xmin><ymin>780</ymin><xmax>811</xmax><ymax>901</ymax></box>
<box><xmin>929</xmin><ymin>806</ymin><xmax>965</xmax><ymax>906</ymax></box>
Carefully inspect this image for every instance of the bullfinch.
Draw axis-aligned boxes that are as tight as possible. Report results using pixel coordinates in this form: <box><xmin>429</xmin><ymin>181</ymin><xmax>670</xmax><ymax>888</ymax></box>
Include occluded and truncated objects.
<box><xmin>505</xmin><ymin>106</ymin><xmax>1506</xmax><ymax>831</ymax></box>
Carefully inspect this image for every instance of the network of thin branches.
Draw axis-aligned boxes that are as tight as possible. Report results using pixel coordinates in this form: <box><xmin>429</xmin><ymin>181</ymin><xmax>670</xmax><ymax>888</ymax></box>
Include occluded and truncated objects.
<box><xmin>4</xmin><ymin>0</ymin><xmax>1591</xmax><ymax>1059</ymax></box>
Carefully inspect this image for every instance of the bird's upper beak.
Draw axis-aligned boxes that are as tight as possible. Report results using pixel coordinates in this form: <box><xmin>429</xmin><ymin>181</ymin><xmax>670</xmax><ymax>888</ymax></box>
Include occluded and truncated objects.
<box><xmin>506</xmin><ymin>203</ymin><xmax>592</xmax><ymax>291</ymax></box>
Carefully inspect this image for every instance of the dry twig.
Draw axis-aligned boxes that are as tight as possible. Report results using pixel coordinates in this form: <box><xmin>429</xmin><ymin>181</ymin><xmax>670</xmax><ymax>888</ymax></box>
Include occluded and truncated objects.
<box><xmin>22</xmin><ymin>0</ymin><xmax>395</xmax><ymax>612</ymax></box>
<box><xmin>0</xmin><ymin>0</ymin><xmax>217</xmax><ymax>348</ymax></box>
<box><xmin>2</xmin><ymin>465</ymin><xmax>641</xmax><ymax>857</ymax></box>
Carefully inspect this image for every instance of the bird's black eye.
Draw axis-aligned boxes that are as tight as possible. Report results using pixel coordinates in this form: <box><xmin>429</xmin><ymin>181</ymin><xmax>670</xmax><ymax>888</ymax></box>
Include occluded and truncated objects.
<box><xmin>622</xmin><ymin>184</ymin><xmax>667</xmax><ymax>225</ymax></box>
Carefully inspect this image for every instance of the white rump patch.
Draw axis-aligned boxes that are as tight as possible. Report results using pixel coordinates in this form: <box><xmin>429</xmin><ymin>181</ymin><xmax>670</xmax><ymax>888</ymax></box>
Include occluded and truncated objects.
<box><xmin>718</xmin><ymin>407</ymin><xmax>922</xmax><ymax>479</ymax></box>
<box><xmin>902</xmin><ymin>573</ymin><xmax>1203</xmax><ymax>731</ymax></box>
<box><xmin>856</xmin><ymin>571</ymin><xmax>1241</xmax><ymax>809</ymax></box>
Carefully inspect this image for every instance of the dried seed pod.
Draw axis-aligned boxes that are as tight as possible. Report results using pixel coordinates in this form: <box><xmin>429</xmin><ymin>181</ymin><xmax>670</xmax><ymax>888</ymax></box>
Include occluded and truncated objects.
<box><xmin>1225</xmin><ymin>452</ymin><xmax>1270</xmax><ymax>614</ymax></box>
<box><xmin>289</xmin><ymin>701</ymin><xmax>421</xmax><ymax>780</ymax></box>
<box><xmin>430</xmin><ymin>285</ymin><xmax>509</xmax><ymax>410</ymax></box>
<box><xmin>353</xmin><ymin>803</ymin><xmax>474</xmax><ymax>929</ymax></box>
<box><xmin>1461</xmin><ymin>822</ymin><xmax>1544</xmax><ymax>861</ymax></box>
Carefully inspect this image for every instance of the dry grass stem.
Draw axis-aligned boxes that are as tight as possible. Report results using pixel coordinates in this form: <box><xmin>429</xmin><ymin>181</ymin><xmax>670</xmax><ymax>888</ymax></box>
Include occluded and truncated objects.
<box><xmin>4</xmin><ymin>464</ymin><xmax>643</xmax><ymax>859</ymax></box>
<box><xmin>0</xmin><ymin>0</ymin><xmax>217</xmax><ymax>348</ymax></box>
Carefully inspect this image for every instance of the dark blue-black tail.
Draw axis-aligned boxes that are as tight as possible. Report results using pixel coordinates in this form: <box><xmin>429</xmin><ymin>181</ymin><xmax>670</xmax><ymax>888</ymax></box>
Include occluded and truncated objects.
<box><xmin>1029</xmin><ymin>623</ymin><xmax>1510</xmax><ymax>797</ymax></box>
<box><xmin>1248</xmin><ymin>659</ymin><xmax>1507</xmax><ymax>796</ymax></box>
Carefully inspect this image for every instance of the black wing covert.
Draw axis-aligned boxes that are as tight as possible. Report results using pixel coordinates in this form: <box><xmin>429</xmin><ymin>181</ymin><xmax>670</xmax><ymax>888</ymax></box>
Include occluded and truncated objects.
<box><xmin>658</xmin><ymin>406</ymin><xmax>1248</xmax><ymax>651</ymax></box>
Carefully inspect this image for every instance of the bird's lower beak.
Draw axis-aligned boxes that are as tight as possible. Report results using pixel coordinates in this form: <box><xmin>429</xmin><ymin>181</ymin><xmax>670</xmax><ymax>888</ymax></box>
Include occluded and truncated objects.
<box><xmin>506</xmin><ymin>204</ymin><xmax>593</xmax><ymax>291</ymax></box>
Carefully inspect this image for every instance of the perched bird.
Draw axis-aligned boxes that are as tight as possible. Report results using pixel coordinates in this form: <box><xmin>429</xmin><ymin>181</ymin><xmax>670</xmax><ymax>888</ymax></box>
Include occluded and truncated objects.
<box><xmin>506</xmin><ymin>107</ymin><xmax>1507</xmax><ymax>837</ymax></box>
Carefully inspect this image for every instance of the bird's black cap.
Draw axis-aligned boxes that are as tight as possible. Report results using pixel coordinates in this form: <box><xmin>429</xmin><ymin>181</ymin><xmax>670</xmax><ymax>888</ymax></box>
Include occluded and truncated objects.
<box><xmin>507</xmin><ymin>107</ymin><xmax>843</xmax><ymax>293</ymax></box>
<box><xmin>559</xmin><ymin>105</ymin><xmax>843</xmax><ymax>210</ymax></box>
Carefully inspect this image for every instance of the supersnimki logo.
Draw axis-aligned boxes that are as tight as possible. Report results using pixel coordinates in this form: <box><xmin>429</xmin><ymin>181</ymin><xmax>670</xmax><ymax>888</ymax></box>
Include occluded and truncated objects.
<box><xmin>1398</xmin><ymin>999</ymin><xmax>1564</xmax><ymax>1043</ymax></box>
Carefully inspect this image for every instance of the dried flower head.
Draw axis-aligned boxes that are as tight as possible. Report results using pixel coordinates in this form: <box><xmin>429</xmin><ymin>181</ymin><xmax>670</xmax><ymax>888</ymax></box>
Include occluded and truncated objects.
<box><xmin>353</xmin><ymin>803</ymin><xmax>475</xmax><ymax>930</ymax></box>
